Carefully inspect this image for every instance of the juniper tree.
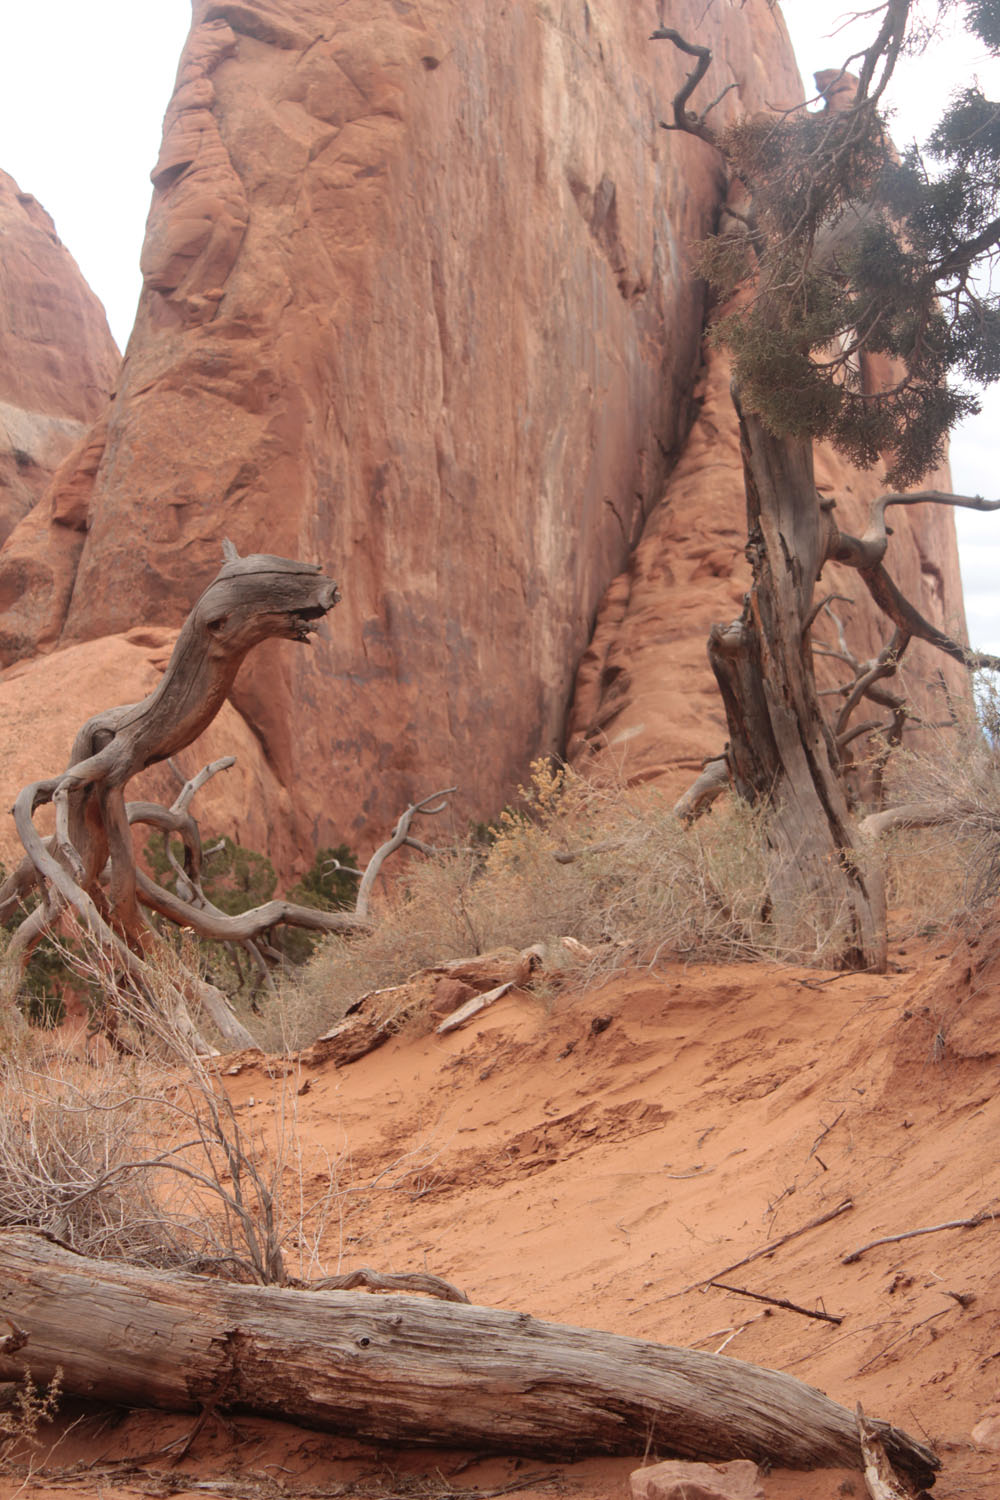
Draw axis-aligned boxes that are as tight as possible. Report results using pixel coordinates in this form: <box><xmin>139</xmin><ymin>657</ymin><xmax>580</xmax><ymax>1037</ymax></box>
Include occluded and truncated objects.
<box><xmin>654</xmin><ymin>0</ymin><xmax>1000</xmax><ymax>969</ymax></box>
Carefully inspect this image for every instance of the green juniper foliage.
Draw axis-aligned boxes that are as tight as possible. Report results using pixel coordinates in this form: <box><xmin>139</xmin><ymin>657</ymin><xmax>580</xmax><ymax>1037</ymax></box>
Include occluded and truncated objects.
<box><xmin>281</xmin><ymin>845</ymin><xmax>360</xmax><ymax>963</ymax></box>
<box><xmin>700</xmin><ymin>0</ymin><xmax>1000</xmax><ymax>487</ymax></box>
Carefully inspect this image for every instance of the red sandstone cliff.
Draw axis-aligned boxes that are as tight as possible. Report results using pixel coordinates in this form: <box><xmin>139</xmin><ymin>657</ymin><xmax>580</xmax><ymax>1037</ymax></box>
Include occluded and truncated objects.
<box><xmin>0</xmin><ymin>171</ymin><xmax>119</xmax><ymax>546</ymax></box>
<box><xmin>0</xmin><ymin>1</ymin><xmax>967</xmax><ymax>875</ymax></box>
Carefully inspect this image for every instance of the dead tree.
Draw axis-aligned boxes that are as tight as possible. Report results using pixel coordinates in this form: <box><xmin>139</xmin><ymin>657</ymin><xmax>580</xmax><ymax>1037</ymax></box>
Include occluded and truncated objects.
<box><xmin>0</xmin><ymin>545</ymin><xmax>368</xmax><ymax>1053</ymax></box>
<box><xmin>0</xmin><ymin>1230</ymin><xmax>938</xmax><ymax>1489</ymax></box>
<box><xmin>651</xmin><ymin>18</ymin><xmax>1000</xmax><ymax>971</ymax></box>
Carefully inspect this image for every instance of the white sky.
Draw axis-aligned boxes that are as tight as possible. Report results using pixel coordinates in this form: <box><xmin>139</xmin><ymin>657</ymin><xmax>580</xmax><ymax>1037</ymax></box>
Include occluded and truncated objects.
<box><xmin>1</xmin><ymin>0</ymin><xmax>997</xmax><ymax>655</ymax></box>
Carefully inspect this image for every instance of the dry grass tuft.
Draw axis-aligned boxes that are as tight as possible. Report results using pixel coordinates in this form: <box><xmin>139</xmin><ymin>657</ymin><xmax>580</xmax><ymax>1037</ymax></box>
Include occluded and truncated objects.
<box><xmin>0</xmin><ymin>946</ymin><xmax>343</xmax><ymax>1284</ymax></box>
<box><xmin>292</xmin><ymin>763</ymin><xmax>799</xmax><ymax>1042</ymax></box>
<box><xmin>882</xmin><ymin>671</ymin><xmax>1000</xmax><ymax>936</ymax></box>
<box><xmin>0</xmin><ymin>1368</ymin><xmax>62</xmax><ymax>1464</ymax></box>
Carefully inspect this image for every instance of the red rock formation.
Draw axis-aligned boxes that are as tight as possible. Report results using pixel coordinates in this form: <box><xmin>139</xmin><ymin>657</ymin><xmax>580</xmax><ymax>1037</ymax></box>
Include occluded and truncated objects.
<box><xmin>3</xmin><ymin>5</ymin><xmax>967</xmax><ymax>879</ymax></box>
<box><xmin>0</xmin><ymin>0</ymin><xmax>803</xmax><ymax>870</ymax></box>
<box><xmin>0</xmin><ymin>171</ymin><xmax>119</xmax><ymax>545</ymax></box>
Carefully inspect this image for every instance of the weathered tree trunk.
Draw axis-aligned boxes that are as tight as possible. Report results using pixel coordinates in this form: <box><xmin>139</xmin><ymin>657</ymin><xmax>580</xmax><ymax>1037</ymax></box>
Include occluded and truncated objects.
<box><xmin>0</xmin><ymin>1232</ymin><xmax>936</xmax><ymax>1487</ymax></box>
<box><xmin>708</xmin><ymin>401</ymin><xmax>887</xmax><ymax>971</ymax></box>
<box><xmin>0</xmin><ymin>548</ymin><xmax>358</xmax><ymax>1051</ymax></box>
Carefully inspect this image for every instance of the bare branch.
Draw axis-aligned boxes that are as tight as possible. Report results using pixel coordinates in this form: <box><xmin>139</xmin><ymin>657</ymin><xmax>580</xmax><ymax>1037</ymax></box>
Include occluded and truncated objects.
<box><xmin>831</xmin><ymin>490</ymin><xmax>1000</xmax><ymax>570</ymax></box>
<box><xmin>354</xmin><ymin>788</ymin><xmax>457</xmax><ymax>921</ymax></box>
<box><xmin>171</xmin><ymin>756</ymin><xmax>237</xmax><ymax>815</ymax></box>
<box><xmin>6</xmin><ymin>550</ymin><xmax>341</xmax><ymax>1050</ymax></box>
<box><xmin>854</xmin><ymin>0</ymin><xmax>911</xmax><ymax>106</ymax></box>
<box><xmin>672</xmin><ymin>756</ymin><xmax>731</xmax><ymax>823</ymax></box>
<box><xmin>836</xmin><ymin>718</ymin><xmax>888</xmax><ymax>750</ymax></box>
<box><xmin>858</xmin><ymin>802</ymin><xmax>952</xmax><ymax>838</ymax></box>
<box><xmin>650</xmin><ymin>28</ymin><xmax>719</xmax><ymax>146</ymax></box>
<box><xmin>684</xmin><ymin>1200</ymin><xmax>855</xmax><ymax>1293</ymax></box>
<box><xmin>834</xmin><ymin>629</ymin><xmax>910</xmax><ymax>739</ymax></box>
<box><xmin>843</xmin><ymin>1206</ymin><xmax>996</xmax><ymax>1263</ymax></box>
<box><xmin>135</xmin><ymin>870</ymin><xmax>370</xmax><ymax>943</ymax></box>
<box><xmin>308</xmin><ymin>1267</ymin><xmax>469</xmax><ymax>1303</ymax></box>
<box><xmin>709</xmin><ymin>1280</ymin><xmax>843</xmax><ymax>1326</ymax></box>
<box><xmin>858</xmin><ymin>563</ymin><xmax>1000</xmax><ymax>672</ymax></box>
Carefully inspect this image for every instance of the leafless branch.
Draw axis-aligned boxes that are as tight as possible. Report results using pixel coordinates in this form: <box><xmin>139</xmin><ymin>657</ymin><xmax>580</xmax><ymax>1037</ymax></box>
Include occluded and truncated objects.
<box><xmin>834</xmin><ymin>629</ymin><xmax>910</xmax><ymax>739</ymax></box>
<box><xmin>2</xmin><ymin>547</ymin><xmax>341</xmax><ymax>1053</ymax></box>
<box><xmin>859</xmin><ymin>563</ymin><xmax>1000</xmax><ymax>672</ymax></box>
<box><xmin>843</xmin><ymin>1205</ymin><xmax>996</xmax><ymax>1263</ymax></box>
<box><xmin>650</xmin><ymin>28</ymin><xmax>720</xmax><ymax>146</ymax></box>
<box><xmin>682</xmin><ymin>1199</ymin><xmax>854</xmax><ymax>1293</ymax></box>
<box><xmin>355</xmin><ymin>788</ymin><xmax>458</xmax><ymax>921</ymax></box>
<box><xmin>832</xmin><ymin>490</ymin><xmax>1000</xmax><ymax>571</ymax></box>
<box><xmin>858</xmin><ymin>802</ymin><xmax>951</xmax><ymax>838</ymax></box>
<box><xmin>308</xmin><ymin>1267</ymin><xmax>469</xmax><ymax>1302</ymax></box>
<box><xmin>709</xmin><ymin>1280</ymin><xmax>843</xmax><ymax>1325</ymax></box>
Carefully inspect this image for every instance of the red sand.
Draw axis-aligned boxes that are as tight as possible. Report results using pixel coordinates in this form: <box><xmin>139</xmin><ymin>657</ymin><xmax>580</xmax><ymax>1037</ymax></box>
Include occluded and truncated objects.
<box><xmin>3</xmin><ymin>937</ymin><xmax>998</xmax><ymax>1499</ymax></box>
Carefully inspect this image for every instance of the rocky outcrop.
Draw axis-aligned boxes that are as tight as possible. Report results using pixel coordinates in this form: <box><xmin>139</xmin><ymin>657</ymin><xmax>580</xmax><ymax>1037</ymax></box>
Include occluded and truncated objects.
<box><xmin>0</xmin><ymin>0</ymin><xmax>802</xmax><ymax>869</ymax></box>
<box><xmin>0</xmin><ymin>171</ymin><xmax>119</xmax><ymax>546</ymax></box>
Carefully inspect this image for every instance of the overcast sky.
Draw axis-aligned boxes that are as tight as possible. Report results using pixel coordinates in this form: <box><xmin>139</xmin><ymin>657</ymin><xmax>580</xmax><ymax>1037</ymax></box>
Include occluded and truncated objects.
<box><xmin>1</xmin><ymin>0</ymin><xmax>997</xmax><ymax>655</ymax></box>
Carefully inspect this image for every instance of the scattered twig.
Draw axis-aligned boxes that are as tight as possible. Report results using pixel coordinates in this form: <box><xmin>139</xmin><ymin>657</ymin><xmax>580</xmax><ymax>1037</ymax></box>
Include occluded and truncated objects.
<box><xmin>709</xmin><ymin>1280</ymin><xmax>843</xmax><ymax>1325</ymax></box>
<box><xmin>714</xmin><ymin>1315</ymin><xmax>766</xmax><ymax>1354</ymax></box>
<box><xmin>843</xmin><ymin>1206</ymin><xmax>996</xmax><ymax>1264</ymax></box>
<box><xmin>857</xmin><ymin>1310</ymin><xmax>951</xmax><ymax>1374</ymax></box>
<box><xmin>808</xmin><ymin>1110</ymin><xmax>845</xmax><ymax>1161</ymax></box>
<box><xmin>682</xmin><ymin>1198</ymin><xmax>854</xmax><ymax>1292</ymax></box>
<box><xmin>797</xmin><ymin>974</ymin><xmax>855</xmax><ymax>989</ymax></box>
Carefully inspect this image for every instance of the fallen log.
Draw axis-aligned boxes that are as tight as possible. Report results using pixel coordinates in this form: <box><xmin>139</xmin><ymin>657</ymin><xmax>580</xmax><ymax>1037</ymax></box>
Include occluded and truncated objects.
<box><xmin>0</xmin><ymin>1232</ymin><xmax>937</xmax><ymax>1487</ymax></box>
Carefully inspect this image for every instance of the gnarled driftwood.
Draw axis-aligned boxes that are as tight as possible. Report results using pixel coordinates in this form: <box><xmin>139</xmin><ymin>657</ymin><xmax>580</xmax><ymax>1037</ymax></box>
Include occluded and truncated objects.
<box><xmin>0</xmin><ymin>546</ymin><xmax>353</xmax><ymax>1053</ymax></box>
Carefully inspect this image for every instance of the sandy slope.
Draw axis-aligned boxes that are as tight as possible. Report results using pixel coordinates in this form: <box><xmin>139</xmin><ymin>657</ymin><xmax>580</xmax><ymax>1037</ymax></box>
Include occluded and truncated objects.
<box><xmin>3</xmin><ymin>939</ymin><xmax>998</xmax><ymax>1499</ymax></box>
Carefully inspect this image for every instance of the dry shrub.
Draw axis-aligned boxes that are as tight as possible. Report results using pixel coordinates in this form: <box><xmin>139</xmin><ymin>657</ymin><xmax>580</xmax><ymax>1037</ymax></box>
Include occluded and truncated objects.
<box><xmin>0</xmin><ymin>1368</ymin><xmax>62</xmax><ymax>1464</ymax></box>
<box><xmin>0</xmin><ymin>941</ymin><xmax>343</xmax><ymax>1284</ymax></box>
<box><xmin>295</xmin><ymin>762</ymin><xmax>792</xmax><ymax>1038</ymax></box>
<box><xmin>882</xmin><ymin>824</ymin><xmax>972</xmax><ymax>938</ymax></box>
<box><xmin>881</xmin><ymin>671</ymin><xmax>1000</xmax><ymax>936</ymax></box>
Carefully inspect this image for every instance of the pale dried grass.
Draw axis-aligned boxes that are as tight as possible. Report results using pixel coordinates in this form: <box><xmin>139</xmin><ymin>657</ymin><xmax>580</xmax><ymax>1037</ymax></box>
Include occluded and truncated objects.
<box><xmin>882</xmin><ymin>671</ymin><xmax>1000</xmax><ymax>936</ymax></box>
<box><xmin>0</xmin><ymin>937</ymin><xmax>343</xmax><ymax>1283</ymax></box>
<box><xmin>292</xmin><ymin>763</ymin><xmax>787</xmax><ymax>1041</ymax></box>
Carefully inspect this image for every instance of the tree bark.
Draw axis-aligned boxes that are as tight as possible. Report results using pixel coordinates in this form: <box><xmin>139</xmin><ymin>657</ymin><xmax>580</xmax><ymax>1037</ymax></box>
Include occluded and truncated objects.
<box><xmin>708</xmin><ymin>401</ymin><xmax>887</xmax><ymax>970</ymax></box>
<box><xmin>0</xmin><ymin>1232</ymin><xmax>937</xmax><ymax>1488</ymax></box>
